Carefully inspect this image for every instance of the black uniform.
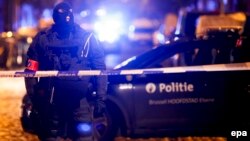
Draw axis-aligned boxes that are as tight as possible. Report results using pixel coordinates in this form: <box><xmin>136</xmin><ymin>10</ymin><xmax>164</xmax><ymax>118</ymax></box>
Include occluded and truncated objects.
<box><xmin>24</xmin><ymin>2</ymin><xmax>107</xmax><ymax>140</ymax></box>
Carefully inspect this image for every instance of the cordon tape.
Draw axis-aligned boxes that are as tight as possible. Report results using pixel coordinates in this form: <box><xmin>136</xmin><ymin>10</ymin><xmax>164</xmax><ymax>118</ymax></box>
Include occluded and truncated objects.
<box><xmin>0</xmin><ymin>62</ymin><xmax>250</xmax><ymax>78</ymax></box>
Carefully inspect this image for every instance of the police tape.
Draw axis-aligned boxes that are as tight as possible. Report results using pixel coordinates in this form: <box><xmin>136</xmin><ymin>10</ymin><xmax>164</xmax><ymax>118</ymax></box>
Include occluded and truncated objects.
<box><xmin>0</xmin><ymin>62</ymin><xmax>250</xmax><ymax>78</ymax></box>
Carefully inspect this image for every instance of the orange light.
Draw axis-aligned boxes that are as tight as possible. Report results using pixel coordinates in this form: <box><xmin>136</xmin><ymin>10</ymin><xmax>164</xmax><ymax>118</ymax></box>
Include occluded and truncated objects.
<box><xmin>27</xmin><ymin>37</ymin><xmax>33</xmax><ymax>44</ymax></box>
<box><xmin>6</xmin><ymin>31</ymin><xmax>13</xmax><ymax>38</ymax></box>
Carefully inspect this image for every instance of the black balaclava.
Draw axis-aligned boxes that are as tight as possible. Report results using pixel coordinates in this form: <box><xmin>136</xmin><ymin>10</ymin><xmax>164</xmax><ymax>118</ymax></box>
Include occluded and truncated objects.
<box><xmin>52</xmin><ymin>2</ymin><xmax>74</xmax><ymax>38</ymax></box>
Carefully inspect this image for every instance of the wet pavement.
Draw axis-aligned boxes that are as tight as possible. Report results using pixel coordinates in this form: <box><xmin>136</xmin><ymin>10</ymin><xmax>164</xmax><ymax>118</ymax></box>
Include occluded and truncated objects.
<box><xmin>0</xmin><ymin>78</ymin><xmax>227</xmax><ymax>141</ymax></box>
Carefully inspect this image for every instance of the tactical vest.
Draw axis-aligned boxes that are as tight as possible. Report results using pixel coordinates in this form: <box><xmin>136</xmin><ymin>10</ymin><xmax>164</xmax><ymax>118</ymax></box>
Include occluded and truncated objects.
<box><xmin>39</xmin><ymin>26</ymin><xmax>93</xmax><ymax>83</ymax></box>
<box><xmin>45</xmin><ymin>29</ymin><xmax>91</xmax><ymax>71</ymax></box>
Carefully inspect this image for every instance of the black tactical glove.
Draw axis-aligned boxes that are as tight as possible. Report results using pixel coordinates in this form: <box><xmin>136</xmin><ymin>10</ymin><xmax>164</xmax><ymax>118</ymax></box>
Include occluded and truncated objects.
<box><xmin>93</xmin><ymin>98</ymin><xmax>106</xmax><ymax>118</ymax></box>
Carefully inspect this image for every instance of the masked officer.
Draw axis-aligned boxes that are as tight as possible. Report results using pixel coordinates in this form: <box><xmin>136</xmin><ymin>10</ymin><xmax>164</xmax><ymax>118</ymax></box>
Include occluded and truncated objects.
<box><xmin>24</xmin><ymin>1</ymin><xmax>107</xmax><ymax>140</ymax></box>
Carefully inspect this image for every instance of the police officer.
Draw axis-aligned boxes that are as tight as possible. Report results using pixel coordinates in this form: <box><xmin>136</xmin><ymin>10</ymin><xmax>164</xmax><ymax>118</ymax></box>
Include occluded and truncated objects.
<box><xmin>24</xmin><ymin>1</ymin><xmax>107</xmax><ymax>140</ymax></box>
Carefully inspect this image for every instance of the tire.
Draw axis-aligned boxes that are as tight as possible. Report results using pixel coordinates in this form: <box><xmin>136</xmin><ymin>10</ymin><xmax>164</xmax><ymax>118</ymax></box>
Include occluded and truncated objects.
<box><xmin>92</xmin><ymin>109</ymin><xmax>119</xmax><ymax>141</ymax></box>
<box><xmin>20</xmin><ymin>103</ymin><xmax>41</xmax><ymax>135</ymax></box>
<box><xmin>20</xmin><ymin>94</ymin><xmax>36</xmax><ymax>134</ymax></box>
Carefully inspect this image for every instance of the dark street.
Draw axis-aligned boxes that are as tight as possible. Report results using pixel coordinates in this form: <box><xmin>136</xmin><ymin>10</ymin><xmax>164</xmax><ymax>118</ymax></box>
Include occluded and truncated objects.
<box><xmin>0</xmin><ymin>77</ymin><xmax>227</xmax><ymax>141</ymax></box>
<box><xmin>0</xmin><ymin>0</ymin><xmax>249</xmax><ymax>140</ymax></box>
